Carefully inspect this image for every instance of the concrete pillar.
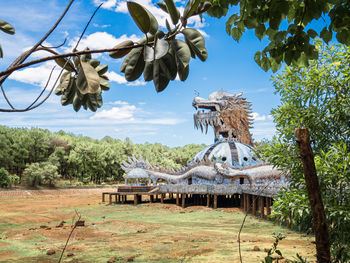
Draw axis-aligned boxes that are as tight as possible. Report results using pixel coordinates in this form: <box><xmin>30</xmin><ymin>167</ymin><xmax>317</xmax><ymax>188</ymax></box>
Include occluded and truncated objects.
<box><xmin>266</xmin><ymin>197</ymin><xmax>271</xmax><ymax>220</ymax></box>
<box><xmin>252</xmin><ymin>195</ymin><xmax>257</xmax><ymax>216</ymax></box>
<box><xmin>134</xmin><ymin>194</ymin><xmax>138</xmax><ymax>205</ymax></box>
<box><xmin>259</xmin><ymin>196</ymin><xmax>264</xmax><ymax>219</ymax></box>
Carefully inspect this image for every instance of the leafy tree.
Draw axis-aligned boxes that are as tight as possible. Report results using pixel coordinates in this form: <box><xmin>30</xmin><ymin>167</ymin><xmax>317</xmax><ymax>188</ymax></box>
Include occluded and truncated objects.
<box><xmin>23</xmin><ymin>162</ymin><xmax>61</xmax><ymax>187</ymax></box>
<box><xmin>255</xmin><ymin>42</ymin><xmax>350</xmax><ymax>261</ymax></box>
<box><xmin>0</xmin><ymin>168</ymin><xmax>18</xmax><ymax>188</ymax></box>
<box><xmin>207</xmin><ymin>0</ymin><xmax>350</xmax><ymax>72</ymax></box>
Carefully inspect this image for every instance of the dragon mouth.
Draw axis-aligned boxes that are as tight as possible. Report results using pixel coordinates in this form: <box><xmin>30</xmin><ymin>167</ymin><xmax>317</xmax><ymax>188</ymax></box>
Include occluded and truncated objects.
<box><xmin>193</xmin><ymin>111</ymin><xmax>220</xmax><ymax>133</ymax></box>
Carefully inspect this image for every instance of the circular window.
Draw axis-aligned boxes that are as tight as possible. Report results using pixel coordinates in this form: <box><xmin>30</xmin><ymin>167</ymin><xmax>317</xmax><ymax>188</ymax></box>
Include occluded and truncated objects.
<box><xmin>222</xmin><ymin>156</ymin><xmax>227</xmax><ymax>161</ymax></box>
<box><xmin>243</xmin><ymin>157</ymin><xmax>248</xmax><ymax>161</ymax></box>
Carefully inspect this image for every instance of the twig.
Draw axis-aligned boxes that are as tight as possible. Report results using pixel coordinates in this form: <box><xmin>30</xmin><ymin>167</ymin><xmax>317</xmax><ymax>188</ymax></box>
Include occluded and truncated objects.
<box><xmin>58</xmin><ymin>211</ymin><xmax>82</xmax><ymax>263</ymax></box>
<box><xmin>40</xmin><ymin>38</ymin><xmax>67</xmax><ymax>49</ymax></box>
<box><xmin>73</xmin><ymin>3</ymin><xmax>103</xmax><ymax>51</ymax></box>
<box><xmin>0</xmin><ymin>0</ymin><xmax>74</xmax><ymax>86</ymax></box>
<box><xmin>0</xmin><ymin>85</ymin><xmax>15</xmax><ymax>109</ymax></box>
<box><xmin>237</xmin><ymin>182</ymin><xmax>274</xmax><ymax>263</ymax></box>
<box><xmin>25</xmin><ymin>66</ymin><xmax>56</xmax><ymax>109</ymax></box>
<box><xmin>0</xmin><ymin>43</ymin><xmax>150</xmax><ymax>78</ymax></box>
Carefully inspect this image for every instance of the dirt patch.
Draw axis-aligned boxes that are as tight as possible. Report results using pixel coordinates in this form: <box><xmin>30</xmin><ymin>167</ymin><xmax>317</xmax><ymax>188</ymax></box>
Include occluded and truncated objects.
<box><xmin>0</xmin><ymin>188</ymin><xmax>316</xmax><ymax>263</ymax></box>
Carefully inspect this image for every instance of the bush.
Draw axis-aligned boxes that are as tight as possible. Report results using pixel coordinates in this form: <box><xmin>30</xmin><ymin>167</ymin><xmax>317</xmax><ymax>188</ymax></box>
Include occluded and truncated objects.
<box><xmin>23</xmin><ymin>162</ymin><xmax>61</xmax><ymax>187</ymax></box>
<box><xmin>0</xmin><ymin>168</ymin><xmax>19</xmax><ymax>188</ymax></box>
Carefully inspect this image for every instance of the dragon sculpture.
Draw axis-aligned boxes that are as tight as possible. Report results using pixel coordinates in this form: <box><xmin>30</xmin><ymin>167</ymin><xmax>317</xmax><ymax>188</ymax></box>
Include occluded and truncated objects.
<box><xmin>121</xmin><ymin>91</ymin><xmax>283</xmax><ymax>186</ymax></box>
<box><xmin>193</xmin><ymin>90</ymin><xmax>254</xmax><ymax>146</ymax></box>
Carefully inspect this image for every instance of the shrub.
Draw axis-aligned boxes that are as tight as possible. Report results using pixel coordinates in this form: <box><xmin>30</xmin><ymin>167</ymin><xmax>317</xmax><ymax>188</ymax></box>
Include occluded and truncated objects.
<box><xmin>23</xmin><ymin>162</ymin><xmax>61</xmax><ymax>187</ymax></box>
<box><xmin>0</xmin><ymin>168</ymin><xmax>19</xmax><ymax>188</ymax></box>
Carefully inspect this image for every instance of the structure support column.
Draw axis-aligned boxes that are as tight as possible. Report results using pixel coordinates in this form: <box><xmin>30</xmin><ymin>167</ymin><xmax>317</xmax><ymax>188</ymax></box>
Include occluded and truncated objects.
<box><xmin>266</xmin><ymin>197</ymin><xmax>272</xmax><ymax>220</ymax></box>
<box><xmin>134</xmin><ymin>194</ymin><xmax>138</xmax><ymax>206</ymax></box>
<box><xmin>181</xmin><ymin>194</ymin><xmax>185</xmax><ymax>208</ymax></box>
<box><xmin>176</xmin><ymin>193</ymin><xmax>179</xmax><ymax>206</ymax></box>
<box><xmin>259</xmin><ymin>196</ymin><xmax>264</xmax><ymax>219</ymax></box>
<box><xmin>206</xmin><ymin>194</ymin><xmax>210</xmax><ymax>207</ymax></box>
<box><xmin>252</xmin><ymin>195</ymin><xmax>257</xmax><ymax>216</ymax></box>
<box><xmin>213</xmin><ymin>195</ymin><xmax>218</xmax><ymax>209</ymax></box>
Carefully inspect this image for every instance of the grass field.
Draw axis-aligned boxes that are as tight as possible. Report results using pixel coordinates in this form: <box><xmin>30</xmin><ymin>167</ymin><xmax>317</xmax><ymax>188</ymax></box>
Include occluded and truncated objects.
<box><xmin>0</xmin><ymin>190</ymin><xmax>316</xmax><ymax>262</ymax></box>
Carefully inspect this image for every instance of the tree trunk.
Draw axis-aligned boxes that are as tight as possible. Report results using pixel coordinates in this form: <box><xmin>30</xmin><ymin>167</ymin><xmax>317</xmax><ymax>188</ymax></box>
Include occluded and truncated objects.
<box><xmin>295</xmin><ymin>128</ymin><xmax>331</xmax><ymax>263</ymax></box>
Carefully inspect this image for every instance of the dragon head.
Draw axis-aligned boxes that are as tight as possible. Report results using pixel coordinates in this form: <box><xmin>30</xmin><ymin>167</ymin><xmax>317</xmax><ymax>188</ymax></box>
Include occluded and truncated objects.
<box><xmin>193</xmin><ymin>90</ymin><xmax>254</xmax><ymax>145</ymax></box>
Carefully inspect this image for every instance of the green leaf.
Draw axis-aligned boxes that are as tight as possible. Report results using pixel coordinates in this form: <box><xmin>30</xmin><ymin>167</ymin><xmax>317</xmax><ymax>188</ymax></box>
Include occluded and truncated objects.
<box><xmin>143</xmin><ymin>61</ymin><xmax>153</xmax><ymax>81</ymax></box>
<box><xmin>127</xmin><ymin>1</ymin><xmax>158</xmax><ymax>34</ymax></box>
<box><xmin>255</xmin><ymin>24</ymin><xmax>266</xmax><ymax>40</ymax></box>
<box><xmin>178</xmin><ymin>64</ymin><xmax>189</xmax><ymax>81</ymax></box>
<box><xmin>307</xmin><ymin>29</ymin><xmax>318</xmax><ymax>38</ymax></box>
<box><xmin>231</xmin><ymin>27</ymin><xmax>242</xmax><ymax>42</ymax></box>
<box><xmin>144</xmin><ymin>45</ymin><xmax>154</xmax><ymax>62</ymax></box>
<box><xmin>55</xmin><ymin>57</ymin><xmax>76</xmax><ymax>72</ymax></box>
<box><xmin>170</xmin><ymin>39</ymin><xmax>190</xmax><ymax>80</ymax></box>
<box><xmin>336</xmin><ymin>30</ymin><xmax>350</xmax><ymax>46</ymax></box>
<box><xmin>88</xmin><ymin>59</ymin><xmax>100</xmax><ymax>68</ymax></box>
<box><xmin>0</xmin><ymin>19</ymin><xmax>15</xmax><ymax>35</ymax></box>
<box><xmin>275</xmin><ymin>250</ymin><xmax>282</xmax><ymax>256</ymax></box>
<box><xmin>183</xmin><ymin>0</ymin><xmax>201</xmax><ymax>19</ymax></box>
<box><xmin>76</xmin><ymin>61</ymin><xmax>101</xmax><ymax>95</ymax></box>
<box><xmin>153</xmin><ymin>59</ymin><xmax>170</xmax><ymax>92</ymax></box>
<box><xmin>155</xmin><ymin>39</ymin><xmax>169</xmax><ymax>60</ymax></box>
<box><xmin>182</xmin><ymin>28</ymin><xmax>207</xmax><ymax>61</ymax></box>
<box><xmin>254</xmin><ymin>51</ymin><xmax>261</xmax><ymax>65</ymax></box>
<box><xmin>99</xmin><ymin>76</ymin><xmax>110</xmax><ymax>90</ymax></box>
<box><xmin>191</xmin><ymin>1</ymin><xmax>212</xmax><ymax>17</ymax></box>
<box><xmin>320</xmin><ymin>27</ymin><xmax>332</xmax><ymax>44</ymax></box>
<box><xmin>95</xmin><ymin>64</ymin><xmax>108</xmax><ymax>75</ymax></box>
<box><xmin>165</xmin><ymin>0</ymin><xmax>180</xmax><ymax>25</ymax></box>
<box><xmin>226</xmin><ymin>14</ymin><xmax>238</xmax><ymax>35</ymax></box>
<box><xmin>109</xmin><ymin>40</ymin><xmax>134</xmax><ymax>59</ymax></box>
<box><xmin>124</xmin><ymin>46</ymin><xmax>145</xmax><ymax>81</ymax></box>
<box><xmin>73</xmin><ymin>93</ymin><xmax>82</xmax><ymax>112</ymax></box>
<box><xmin>157</xmin><ymin>2</ymin><xmax>168</xmax><ymax>13</ymax></box>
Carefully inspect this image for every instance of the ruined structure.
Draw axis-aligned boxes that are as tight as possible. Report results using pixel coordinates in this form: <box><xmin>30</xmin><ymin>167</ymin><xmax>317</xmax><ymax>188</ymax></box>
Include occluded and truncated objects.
<box><xmin>122</xmin><ymin>90</ymin><xmax>284</xmax><ymax>187</ymax></box>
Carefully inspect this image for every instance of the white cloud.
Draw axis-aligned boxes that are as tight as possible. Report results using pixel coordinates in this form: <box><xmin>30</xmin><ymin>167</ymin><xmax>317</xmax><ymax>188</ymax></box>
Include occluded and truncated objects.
<box><xmin>90</xmin><ymin>102</ymin><xmax>185</xmax><ymax>125</ymax></box>
<box><xmin>8</xmin><ymin>61</ymin><xmax>62</xmax><ymax>88</ymax></box>
<box><xmin>91</xmin><ymin>105</ymin><xmax>136</xmax><ymax>120</ymax></box>
<box><xmin>95</xmin><ymin>0</ymin><xmax>206</xmax><ymax>30</ymax></box>
<box><xmin>66</xmin><ymin>32</ymin><xmax>140</xmax><ymax>51</ymax></box>
<box><xmin>106</xmin><ymin>71</ymin><xmax>147</xmax><ymax>86</ymax></box>
<box><xmin>109</xmin><ymin>100</ymin><xmax>129</xmax><ymax>105</ymax></box>
<box><xmin>94</xmin><ymin>0</ymin><xmax>117</xmax><ymax>9</ymax></box>
<box><xmin>252</xmin><ymin>112</ymin><xmax>268</xmax><ymax>121</ymax></box>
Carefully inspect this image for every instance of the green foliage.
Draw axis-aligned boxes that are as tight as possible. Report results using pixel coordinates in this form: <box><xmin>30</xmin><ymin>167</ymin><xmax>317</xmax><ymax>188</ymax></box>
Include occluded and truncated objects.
<box><xmin>54</xmin><ymin>50</ymin><xmax>108</xmax><ymax>112</ymax></box>
<box><xmin>0</xmin><ymin>19</ymin><xmax>15</xmax><ymax>58</ymax></box>
<box><xmin>0</xmin><ymin>168</ymin><xmax>18</xmax><ymax>188</ymax></box>
<box><xmin>23</xmin><ymin>163</ymin><xmax>42</xmax><ymax>187</ymax></box>
<box><xmin>262</xmin><ymin>232</ymin><xmax>285</xmax><ymax>263</ymax></box>
<box><xmin>23</xmin><ymin>162</ymin><xmax>60</xmax><ymax>187</ymax></box>
<box><xmin>207</xmin><ymin>0</ymin><xmax>350</xmax><ymax>72</ymax></box>
<box><xmin>255</xmin><ymin>42</ymin><xmax>350</xmax><ymax>261</ymax></box>
<box><xmin>114</xmin><ymin>0</ymin><xmax>208</xmax><ymax>93</ymax></box>
<box><xmin>0</xmin><ymin>126</ymin><xmax>205</xmax><ymax>186</ymax></box>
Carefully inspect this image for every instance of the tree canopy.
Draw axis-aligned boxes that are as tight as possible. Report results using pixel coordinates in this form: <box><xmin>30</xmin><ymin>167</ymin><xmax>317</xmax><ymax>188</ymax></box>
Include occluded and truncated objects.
<box><xmin>255</xmin><ymin>42</ymin><xmax>350</xmax><ymax>261</ymax></box>
<box><xmin>207</xmin><ymin>0</ymin><xmax>350</xmax><ymax>72</ymax></box>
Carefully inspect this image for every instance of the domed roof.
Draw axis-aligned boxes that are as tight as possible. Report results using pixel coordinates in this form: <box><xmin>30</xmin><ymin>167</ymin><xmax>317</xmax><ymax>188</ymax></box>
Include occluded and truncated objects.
<box><xmin>192</xmin><ymin>140</ymin><xmax>261</xmax><ymax>168</ymax></box>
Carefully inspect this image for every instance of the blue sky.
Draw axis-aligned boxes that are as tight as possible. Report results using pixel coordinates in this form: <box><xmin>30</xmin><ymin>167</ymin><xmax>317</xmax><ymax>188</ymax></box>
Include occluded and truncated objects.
<box><xmin>0</xmin><ymin>0</ymin><xmax>279</xmax><ymax>147</ymax></box>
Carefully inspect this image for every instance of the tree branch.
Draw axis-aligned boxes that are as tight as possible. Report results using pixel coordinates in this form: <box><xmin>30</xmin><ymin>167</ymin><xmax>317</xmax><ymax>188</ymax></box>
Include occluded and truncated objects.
<box><xmin>0</xmin><ymin>43</ymin><xmax>150</xmax><ymax>78</ymax></box>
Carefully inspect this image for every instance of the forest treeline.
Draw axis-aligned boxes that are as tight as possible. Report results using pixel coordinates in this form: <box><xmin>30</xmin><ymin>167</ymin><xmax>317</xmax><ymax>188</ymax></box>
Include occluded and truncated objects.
<box><xmin>0</xmin><ymin>125</ymin><xmax>205</xmax><ymax>186</ymax></box>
